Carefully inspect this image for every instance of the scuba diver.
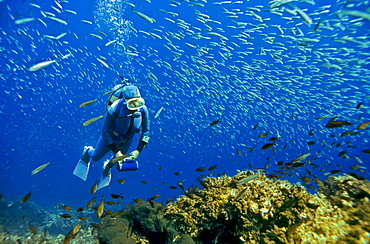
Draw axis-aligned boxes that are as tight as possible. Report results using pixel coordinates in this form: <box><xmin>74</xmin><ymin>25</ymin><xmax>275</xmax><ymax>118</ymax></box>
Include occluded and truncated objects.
<box><xmin>73</xmin><ymin>78</ymin><xmax>150</xmax><ymax>190</ymax></box>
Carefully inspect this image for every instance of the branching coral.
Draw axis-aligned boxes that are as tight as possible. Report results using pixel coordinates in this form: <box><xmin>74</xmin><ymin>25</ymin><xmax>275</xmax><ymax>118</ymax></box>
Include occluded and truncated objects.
<box><xmin>164</xmin><ymin>170</ymin><xmax>370</xmax><ymax>244</ymax></box>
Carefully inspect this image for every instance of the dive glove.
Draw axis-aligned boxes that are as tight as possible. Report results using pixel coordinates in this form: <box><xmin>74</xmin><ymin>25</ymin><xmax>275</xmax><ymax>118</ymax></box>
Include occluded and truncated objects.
<box><xmin>115</xmin><ymin>151</ymin><xmax>125</xmax><ymax>163</ymax></box>
<box><xmin>129</xmin><ymin>150</ymin><xmax>140</xmax><ymax>160</ymax></box>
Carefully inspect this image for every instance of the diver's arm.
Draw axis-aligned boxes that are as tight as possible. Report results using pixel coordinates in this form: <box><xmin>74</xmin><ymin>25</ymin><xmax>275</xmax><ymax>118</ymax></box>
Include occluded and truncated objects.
<box><xmin>137</xmin><ymin>106</ymin><xmax>150</xmax><ymax>152</ymax></box>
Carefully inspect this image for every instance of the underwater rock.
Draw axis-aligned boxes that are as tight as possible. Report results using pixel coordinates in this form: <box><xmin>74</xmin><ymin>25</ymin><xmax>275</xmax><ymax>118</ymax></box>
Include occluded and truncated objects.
<box><xmin>99</xmin><ymin>217</ymin><xmax>136</xmax><ymax>244</ymax></box>
<box><xmin>98</xmin><ymin>200</ymin><xmax>194</xmax><ymax>244</ymax></box>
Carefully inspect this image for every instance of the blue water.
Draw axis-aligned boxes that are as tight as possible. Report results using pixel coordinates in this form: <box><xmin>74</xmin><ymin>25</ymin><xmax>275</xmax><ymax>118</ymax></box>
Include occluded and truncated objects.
<box><xmin>1</xmin><ymin>0</ymin><xmax>369</xmax><ymax>213</ymax></box>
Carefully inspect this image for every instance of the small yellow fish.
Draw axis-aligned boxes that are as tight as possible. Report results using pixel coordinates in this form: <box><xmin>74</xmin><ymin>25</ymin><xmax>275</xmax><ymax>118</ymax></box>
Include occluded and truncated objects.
<box><xmin>72</xmin><ymin>222</ymin><xmax>82</xmax><ymax>235</ymax></box>
<box><xmin>86</xmin><ymin>197</ymin><xmax>96</xmax><ymax>209</ymax></box>
<box><xmin>291</xmin><ymin>153</ymin><xmax>311</xmax><ymax>163</ymax></box>
<box><xmin>82</xmin><ymin>115</ymin><xmax>103</xmax><ymax>126</ymax></box>
<box><xmin>90</xmin><ymin>181</ymin><xmax>98</xmax><ymax>194</ymax></box>
<box><xmin>31</xmin><ymin>162</ymin><xmax>50</xmax><ymax>175</ymax></box>
<box><xmin>237</xmin><ymin>172</ymin><xmax>261</xmax><ymax>185</ymax></box>
<box><xmin>78</xmin><ymin>99</ymin><xmax>97</xmax><ymax>108</ymax></box>
<box><xmin>358</xmin><ymin>121</ymin><xmax>370</xmax><ymax>130</ymax></box>
<box><xmin>61</xmin><ymin>205</ymin><xmax>72</xmax><ymax>211</ymax></box>
<box><xmin>116</xmin><ymin>179</ymin><xmax>126</xmax><ymax>184</ymax></box>
<box><xmin>97</xmin><ymin>197</ymin><xmax>105</xmax><ymax>218</ymax></box>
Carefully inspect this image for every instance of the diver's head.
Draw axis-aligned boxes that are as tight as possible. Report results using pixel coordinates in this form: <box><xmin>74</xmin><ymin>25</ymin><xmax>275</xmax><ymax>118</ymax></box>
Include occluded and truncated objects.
<box><xmin>122</xmin><ymin>85</ymin><xmax>141</xmax><ymax>99</ymax></box>
<box><xmin>122</xmin><ymin>85</ymin><xmax>145</xmax><ymax>110</ymax></box>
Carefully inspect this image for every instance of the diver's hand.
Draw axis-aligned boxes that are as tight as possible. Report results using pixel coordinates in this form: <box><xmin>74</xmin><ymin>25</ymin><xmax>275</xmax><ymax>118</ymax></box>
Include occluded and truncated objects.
<box><xmin>128</xmin><ymin>150</ymin><xmax>140</xmax><ymax>161</ymax></box>
<box><xmin>114</xmin><ymin>151</ymin><xmax>125</xmax><ymax>163</ymax></box>
<box><xmin>115</xmin><ymin>151</ymin><xmax>124</xmax><ymax>158</ymax></box>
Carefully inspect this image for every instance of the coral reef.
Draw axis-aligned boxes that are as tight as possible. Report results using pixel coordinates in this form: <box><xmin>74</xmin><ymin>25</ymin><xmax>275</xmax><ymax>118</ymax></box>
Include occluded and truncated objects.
<box><xmin>2</xmin><ymin>171</ymin><xmax>369</xmax><ymax>244</ymax></box>
<box><xmin>318</xmin><ymin>175</ymin><xmax>370</xmax><ymax>243</ymax></box>
<box><xmin>164</xmin><ymin>170</ymin><xmax>370</xmax><ymax>244</ymax></box>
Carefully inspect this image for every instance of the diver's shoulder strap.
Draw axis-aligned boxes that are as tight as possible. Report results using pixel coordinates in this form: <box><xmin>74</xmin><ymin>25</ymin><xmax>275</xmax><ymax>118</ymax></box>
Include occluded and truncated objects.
<box><xmin>115</xmin><ymin>99</ymin><xmax>124</xmax><ymax>114</ymax></box>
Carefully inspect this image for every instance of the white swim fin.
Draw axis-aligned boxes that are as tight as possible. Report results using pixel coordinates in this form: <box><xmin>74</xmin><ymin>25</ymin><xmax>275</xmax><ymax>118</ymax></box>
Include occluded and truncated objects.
<box><xmin>73</xmin><ymin>160</ymin><xmax>90</xmax><ymax>181</ymax></box>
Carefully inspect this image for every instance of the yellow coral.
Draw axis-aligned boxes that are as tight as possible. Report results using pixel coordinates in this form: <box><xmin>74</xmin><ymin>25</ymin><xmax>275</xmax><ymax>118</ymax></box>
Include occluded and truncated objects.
<box><xmin>164</xmin><ymin>171</ymin><xmax>370</xmax><ymax>243</ymax></box>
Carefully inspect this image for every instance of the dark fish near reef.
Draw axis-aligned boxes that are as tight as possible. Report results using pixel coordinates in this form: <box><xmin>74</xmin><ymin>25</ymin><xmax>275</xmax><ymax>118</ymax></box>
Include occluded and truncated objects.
<box><xmin>196</xmin><ymin>167</ymin><xmax>206</xmax><ymax>172</ymax></box>
<box><xmin>235</xmin><ymin>187</ymin><xmax>248</xmax><ymax>201</ymax></box>
<box><xmin>262</xmin><ymin>143</ymin><xmax>275</xmax><ymax>150</ymax></box>
<box><xmin>292</xmin><ymin>162</ymin><xmax>305</xmax><ymax>168</ymax></box>
<box><xmin>269</xmin><ymin>137</ymin><xmax>279</xmax><ymax>142</ymax></box>
<box><xmin>314</xmin><ymin>178</ymin><xmax>324</xmax><ymax>188</ymax></box>
<box><xmin>210</xmin><ymin>119</ymin><xmax>221</xmax><ymax>126</ymax></box>
<box><xmin>133</xmin><ymin>198</ymin><xmax>142</xmax><ymax>203</ymax></box>
<box><xmin>28</xmin><ymin>223</ymin><xmax>37</xmax><ymax>234</ymax></box>
<box><xmin>237</xmin><ymin>149</ymin><xmax>242</xmax><ymax>156</ymax></box>
<box><xmin>208</xmin><ymin>164</ymin><xmax>219</xmax><ymax>171</ymax></box>
<box><xmin>60</xmin><ymin>214</ymin><xmax>72</xmax><ymax>219</ymax></box>
<box><xmin>111</xmin><ymin>210</ymin><xmax>123</xmax><ymax>218</ymax></box>
<box><xmin>259</xmin><ymin>133</ymin><xmax>269</xmax><ymax>138</ymax></box>
<box><xmin>363</xmin><ymin>150</ymin><xmax>370</xmax><ymax>154</ymax></box>
<box><xmin>61</xmin><ymin>205</ymin><xmax>72</xmax><ymax>211</ymax></box>
<box><xmin>22</xmin><ymin>192</ymin><xmax>32</xmax><ymax>203</ymax></box>
<box><xmin>299</xmin><ymin>176</ymin><xmax>311</xmax><ymax>184</ymax></box>
<box><xmin>325</xmin><ymin>120</ymin><xmax>352</xmax><ymax>129</ymax></box>
<box><xmin>148</xmin><ymin>195</ymin><xmax>160</xmax><ymax>201</ymax></box>
<box><xmin>348</xmin><ymin>172</ymin><xmax>365</xmax><ymax>180</ymax></box>
<box><xmin>111</xmin><ymin>193</ymin><xmax>123</xmax><ymax>199</ymax></box>
<box><xmin>166</xmin><ymin>198</ymin><xmax>175</xmax><ymax>204</ymax></box>
<box><xmin>76</xmin><ymin>207</ymin><xmax>83</xmax><ymax>212</ymax></box>
<box><xmin>141</xmin><ymin>181</ymin><xmax>149</xmax><ymax>184</ymax></box>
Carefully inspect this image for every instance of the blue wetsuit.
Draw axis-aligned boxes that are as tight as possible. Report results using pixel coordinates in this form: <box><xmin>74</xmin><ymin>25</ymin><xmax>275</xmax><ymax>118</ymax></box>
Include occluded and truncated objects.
<box><xmin>88</xmin><ymin>98</ymin><xmax>150</xmax><ymax>161</ymax></box>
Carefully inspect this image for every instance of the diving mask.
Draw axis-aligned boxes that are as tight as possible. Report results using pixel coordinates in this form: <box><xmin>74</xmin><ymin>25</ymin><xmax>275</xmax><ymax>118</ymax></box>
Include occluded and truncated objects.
<box><xmin>125</xmin><ymin>97</ymin><xmax>145</xmax><ymax>110</ymax></box>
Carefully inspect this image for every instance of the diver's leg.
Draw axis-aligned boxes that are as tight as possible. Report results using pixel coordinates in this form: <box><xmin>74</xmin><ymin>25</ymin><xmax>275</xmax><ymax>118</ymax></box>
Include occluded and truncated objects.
<box><xmin>88</xmin><ymin>136</ymin><xmax>111</xmax><ymax>162</ymax></box>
